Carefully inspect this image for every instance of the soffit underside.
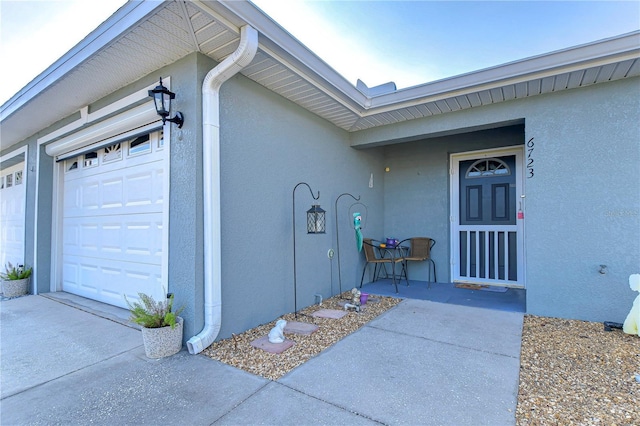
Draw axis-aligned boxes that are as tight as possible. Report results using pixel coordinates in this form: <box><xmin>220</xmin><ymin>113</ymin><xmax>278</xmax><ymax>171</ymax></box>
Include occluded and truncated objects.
<box><xmin>351</xmin><ymin>58</ymin><xmax>640</xmax><ymax>131</ymax></box>
<box><xmin>186</xmin><ymin>0</ymin><xmax>363</xmax><ymax>129</ymax></box>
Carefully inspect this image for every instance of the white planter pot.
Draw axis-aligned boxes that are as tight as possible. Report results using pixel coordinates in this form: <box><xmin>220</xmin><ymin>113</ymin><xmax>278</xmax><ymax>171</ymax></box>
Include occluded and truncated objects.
<box><xmin>141</xmin><ymin>316</ymin><xmax>184</xmax><ymax>359</ymax></box>
<box><xmin>2</xmin><ymin>278</ymin><xmax>30</xmax><ymax>298</ymax></box>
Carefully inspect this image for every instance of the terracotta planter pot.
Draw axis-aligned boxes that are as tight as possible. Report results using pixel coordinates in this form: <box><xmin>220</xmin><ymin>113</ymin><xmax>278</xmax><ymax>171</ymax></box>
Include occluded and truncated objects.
<box><xmin>141</xmin><ymin>316</ymin><xmax>184</xmax><ymax>359</ymax></box>
<box><xmin>2</xmin><ymin>278</ymin><xmax>30</xmax><ymax>298</ymax></box>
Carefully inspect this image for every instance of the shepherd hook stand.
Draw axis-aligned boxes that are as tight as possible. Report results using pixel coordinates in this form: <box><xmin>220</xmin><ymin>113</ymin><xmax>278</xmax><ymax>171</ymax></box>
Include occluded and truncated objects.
<box><xmin>292</xmin><ymin>182</ymin><xmax>320</xmax><ymax>318</ymax></box>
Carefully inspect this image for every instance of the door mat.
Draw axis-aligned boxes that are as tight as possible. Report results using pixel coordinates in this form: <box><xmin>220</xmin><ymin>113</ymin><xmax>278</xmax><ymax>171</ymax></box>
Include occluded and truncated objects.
<box><xmin>311</xmin><ymin>309</ymin><xmax>347</xmax><ymax>319</ymax></box>
<box><xmin>250</xmin><ymin>336</ymin><xmax>295</xmax><ymax>354</ymax></box>
<box><xmin>454</xmin><ymin>283</ymin><xmax>508</xmax><ymax>293</ymax></box>
<box><xmin>284</xmin><ymin>321</ymin><xmax>319</xmax><ymax>335</ymax></box>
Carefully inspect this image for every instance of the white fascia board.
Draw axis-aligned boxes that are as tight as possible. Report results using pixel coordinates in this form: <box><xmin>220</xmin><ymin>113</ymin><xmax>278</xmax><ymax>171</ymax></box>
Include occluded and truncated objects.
<box><xmin>367</xmin><ymin>31</ymin><xmax>640</xmax><ymax>111</ymax></box>
<box><xmin>0</xmin><ymin>0</ymin><xmax>166</xmax><ymax>122</ymax></box>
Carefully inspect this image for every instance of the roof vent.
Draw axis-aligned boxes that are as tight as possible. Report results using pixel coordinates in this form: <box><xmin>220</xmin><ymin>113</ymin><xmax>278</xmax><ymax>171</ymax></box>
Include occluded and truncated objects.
<box><xmin>356</xmin><ymin>79</ymin><xmax>397</xmax><ymax>97</ymax></box>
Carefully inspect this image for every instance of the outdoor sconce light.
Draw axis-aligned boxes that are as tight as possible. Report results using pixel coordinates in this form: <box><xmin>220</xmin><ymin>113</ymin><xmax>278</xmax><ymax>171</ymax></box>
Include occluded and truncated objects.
<box><xmin>306</xmin><ymin>204</ymin><xmax>326</xmax><ymax>234</ymax></box>
<box><xmin>148</xmin><ymin>77</ymin><xmax>184</xmax><ymax>128</ymax></box>
<box><xmin>292</xmin><ymin>182</ymin><xmax>324</xmax><ymax>316</ymax></box>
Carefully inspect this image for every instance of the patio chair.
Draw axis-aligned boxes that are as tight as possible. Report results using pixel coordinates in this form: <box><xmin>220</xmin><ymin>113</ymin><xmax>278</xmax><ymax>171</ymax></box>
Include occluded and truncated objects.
<box><xmin>398</xmin><ymin>237</ymin><xmax>436</xmax><ymax>288</ymax></box>
<box><xmin>360</xmin><ymin>238</ymin><xmax>406</xmax><ymax>293</ymax></box>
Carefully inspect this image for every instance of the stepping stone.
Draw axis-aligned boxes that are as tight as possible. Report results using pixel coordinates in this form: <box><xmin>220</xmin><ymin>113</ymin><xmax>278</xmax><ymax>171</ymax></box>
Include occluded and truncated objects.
<box><xmin>311</xmin><ymin>309</ymin><xmax>347</xmax><ymax>319</ymax></box>
<box><xmin>250</xmin><ymin>336</ymin><xmax>295</xmax><ymax>354</ymax></box>
<box><xmin>284</xmin><ymin>321</ymin><xmax>319</xmax><ymax>335</ymax></box>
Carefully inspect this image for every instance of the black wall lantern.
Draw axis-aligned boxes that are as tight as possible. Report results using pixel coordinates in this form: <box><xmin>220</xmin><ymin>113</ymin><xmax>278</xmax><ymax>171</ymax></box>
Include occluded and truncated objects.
<box><xmin>306</xmin><ymin>204</ymin><xmax>326</xmax><ymax>234</ymax></box>
<box><xmin>148</xmin><ymin>77</ymin><xmax>184</xmax><ymax>128</ymax></box>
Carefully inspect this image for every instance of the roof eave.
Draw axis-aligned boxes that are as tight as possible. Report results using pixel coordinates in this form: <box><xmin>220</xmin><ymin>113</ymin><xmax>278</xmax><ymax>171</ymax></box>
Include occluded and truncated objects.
<box><xmin>366</xmin><ymin>30</ymin><xmax>640</xmax><ymax>111</ymax></box>
<box><xmin>0</xmin><ymin>0</ymin><xmax>166</xmax><ymax>123</ymax></box>
<box><xmin>2</xmin><ymin>1</ymin><xmax>638</xmax><ymax>148</ymax></box>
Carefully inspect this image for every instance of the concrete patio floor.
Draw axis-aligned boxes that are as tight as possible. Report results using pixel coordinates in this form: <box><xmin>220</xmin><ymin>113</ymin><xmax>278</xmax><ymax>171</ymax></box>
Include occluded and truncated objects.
<box><xmin>360</xmin><ymin>279</ymin><xmax>526</xmax><ymax>313</ymax></box>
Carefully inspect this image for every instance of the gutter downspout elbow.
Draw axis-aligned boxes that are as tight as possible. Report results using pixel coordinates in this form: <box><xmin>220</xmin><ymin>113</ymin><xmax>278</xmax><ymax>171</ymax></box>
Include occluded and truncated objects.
<box><xmin>187</xmin><ymin>25</ymin><xmax>258</xmax><ymax>355</ymax></box>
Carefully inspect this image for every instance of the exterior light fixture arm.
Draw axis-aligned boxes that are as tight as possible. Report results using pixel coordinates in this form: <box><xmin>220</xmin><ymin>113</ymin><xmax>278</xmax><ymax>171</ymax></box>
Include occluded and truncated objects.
<box><xmin>164</xmin><ymin>111</ymin><xmax>184</xmax><ymax>128</ymax></box>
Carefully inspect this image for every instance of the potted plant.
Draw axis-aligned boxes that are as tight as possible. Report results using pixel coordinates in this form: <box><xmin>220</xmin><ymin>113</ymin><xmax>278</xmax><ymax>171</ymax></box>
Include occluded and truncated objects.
<box><xmin>1</xmin><ymin>262</ymin><xmax>32</xmax><ymax>298</ymax></box>
<box><xmin>125</xmin><ymin>291</ymin><xmax>185</xmax><ymax>359</ymax></box>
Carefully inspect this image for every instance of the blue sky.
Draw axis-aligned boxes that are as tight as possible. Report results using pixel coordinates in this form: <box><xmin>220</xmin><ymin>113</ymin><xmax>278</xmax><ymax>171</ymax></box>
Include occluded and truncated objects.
<box><xmin>1</xmin><ymin>0</ymin><xmax>639</xmax><ymax>104</ymax></box>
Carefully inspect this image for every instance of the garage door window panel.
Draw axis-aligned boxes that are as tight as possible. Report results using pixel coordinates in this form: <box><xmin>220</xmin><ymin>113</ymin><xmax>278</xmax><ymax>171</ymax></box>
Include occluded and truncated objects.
<box><xmin>83</xmin><ymin>152</ymin><xmax>98</xmax><ymax>168</ymax></box>
<box><xmin>66</xmin><ymin>159</ymin><xmax>79</xmax><ymax>172</ymax></box>
<box><xmin>103</xmin><ymin>143</ymin><xmax>122</xmax><ymax>163</ymax></box>
<box><xmin>128</xmin><ymin>135</ymin><xmax>151</xmax><ymax>156</ymax></box>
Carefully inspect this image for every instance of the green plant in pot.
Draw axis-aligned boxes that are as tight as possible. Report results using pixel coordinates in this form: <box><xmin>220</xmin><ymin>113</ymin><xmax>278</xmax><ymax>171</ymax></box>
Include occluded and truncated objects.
<box><xmin>125</xmin><ymin>291</ymin><xmax>185</xmax><ymax>359</ymax></box>
<box><xmin>1</xmin><ymin>262</ymin><xmax>32</xmax><ymax>298</ymax></box>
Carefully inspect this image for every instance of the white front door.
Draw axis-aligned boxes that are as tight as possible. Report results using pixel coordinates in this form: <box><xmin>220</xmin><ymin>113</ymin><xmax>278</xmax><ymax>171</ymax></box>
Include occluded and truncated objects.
<box><xmin>450</xmin><ymin>147</ymin><xmax>525</xmax><ymax>288</ymax></box>
<box><xmin>0</xmin><ymin>162</ymin><xmax>26</xmax><ymax>267</ymax></box>
<box><xmin>59</xmin><ymin>131</ymin><xmax>166</xmax><ymax>307</ymax></box>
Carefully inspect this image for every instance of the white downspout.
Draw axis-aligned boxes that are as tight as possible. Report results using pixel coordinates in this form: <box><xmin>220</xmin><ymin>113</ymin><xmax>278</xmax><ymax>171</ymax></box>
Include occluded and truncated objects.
<box><xmin>187</xmin><ymin>25</ymin><xmax>258</xmax><ymax>354</ymax></box>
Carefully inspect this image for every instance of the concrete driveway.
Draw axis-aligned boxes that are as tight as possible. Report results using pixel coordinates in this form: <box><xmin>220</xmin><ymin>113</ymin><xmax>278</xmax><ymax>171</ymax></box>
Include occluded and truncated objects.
<box><xmin>1</xmin><ymin>294</ymin><xmax>523</xmax><ymax>425</ymax></box>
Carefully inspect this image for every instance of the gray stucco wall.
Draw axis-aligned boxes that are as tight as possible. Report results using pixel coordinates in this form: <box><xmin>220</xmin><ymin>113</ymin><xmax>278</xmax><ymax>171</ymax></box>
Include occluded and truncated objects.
<box><xmin>162</xmin><ymin>53</ymin><xmax>205</xmax><ymax>344</ymax></box>
<box><xmin>217</xmin><ymin>65</ymin><xmax>385</xmax><ymax>338</ymax></box>
<box><xmin>353</xmin><ymin>76</ymin><xmax>640</xmax><ymax>323</ymax></box>
<box><xmin>33</xmin><ymin>144</ymin><xmax>53</xmax><ymax>294</ymax></box>
<box><xmin>522</xmin><ymin>78</ymin><xmax>640</xmax><ymax>323</ymax></box>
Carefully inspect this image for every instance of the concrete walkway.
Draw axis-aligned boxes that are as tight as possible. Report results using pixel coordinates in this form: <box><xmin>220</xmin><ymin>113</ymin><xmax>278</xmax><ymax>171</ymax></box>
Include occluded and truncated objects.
<box><xmin>1</xmin><ymin>295</ymin><xmax>523</xmax><ymax>425</ymax></box>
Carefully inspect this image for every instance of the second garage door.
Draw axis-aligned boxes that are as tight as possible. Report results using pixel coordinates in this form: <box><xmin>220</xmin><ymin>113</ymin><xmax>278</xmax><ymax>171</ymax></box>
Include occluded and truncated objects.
<box><xmin>0</xmin><ymin>161</ymin><xmax>26</xmax><ymax>268</ymax></box>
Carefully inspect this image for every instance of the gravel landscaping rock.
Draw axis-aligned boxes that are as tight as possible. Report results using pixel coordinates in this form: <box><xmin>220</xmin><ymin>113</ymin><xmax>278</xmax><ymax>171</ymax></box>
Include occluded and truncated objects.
<box><xmin>517</xmin><ymin>315</ymin><xmax>640</xmax><ymax>425</ymax></box>
<box><xmin>202</xmin><ymin>291</ymin><xmax>400</xmax><ymax>381</ymax></box>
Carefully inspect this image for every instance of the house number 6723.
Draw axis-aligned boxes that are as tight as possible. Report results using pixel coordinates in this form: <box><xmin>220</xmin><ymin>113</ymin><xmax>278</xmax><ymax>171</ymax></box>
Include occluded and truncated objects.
<box><xmin>526</xmin><ymin>138</ymin><xmax>535</xmax><ymax>178</ymax></box>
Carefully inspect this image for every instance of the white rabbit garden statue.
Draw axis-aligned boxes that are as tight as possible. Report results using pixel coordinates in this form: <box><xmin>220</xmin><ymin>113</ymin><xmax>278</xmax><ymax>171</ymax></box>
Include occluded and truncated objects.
<box><xmin>268</xmin><ymin>319</ymin><xmax>287</xmax><ymax>343</ymax></box>
<box><xmin>623</xmin><ymin>274</ymin><xmax>640</xmax><ymax>337</ymax></box>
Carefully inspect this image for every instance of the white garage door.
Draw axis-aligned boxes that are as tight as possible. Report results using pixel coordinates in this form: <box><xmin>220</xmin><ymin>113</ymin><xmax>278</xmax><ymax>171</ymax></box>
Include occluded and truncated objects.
<box><xmin>61</xmin><ymin>131</ymin><xmax>166</xmax><ymax>308</ymax></box>
<box><xmin>0</xmin><ymin>161</ymin><xmax>26</xmax><ymax>268</ymax></box>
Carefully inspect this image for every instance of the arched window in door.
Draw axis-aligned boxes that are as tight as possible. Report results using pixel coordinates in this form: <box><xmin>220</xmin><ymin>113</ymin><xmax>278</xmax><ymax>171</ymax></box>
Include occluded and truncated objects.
<box><xmin>465</xmin><ymin>158</ymin><xmax>511</xmax><ymax>178</ymax></box>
